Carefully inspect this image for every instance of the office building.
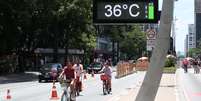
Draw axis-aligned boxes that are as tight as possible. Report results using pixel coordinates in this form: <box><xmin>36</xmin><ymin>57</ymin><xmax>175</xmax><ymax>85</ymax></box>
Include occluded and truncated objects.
<box><xmin>188</xmin><ymin>24</ymin><xmax>196</xmax><ymax>49</ymax></box>
<box><xmin>195</xmin><ymin>0</ymin><xmax>201</xmax><ymax>47</ymax></box>
<box><xmin>185</xmin><ymin>35</ymin><xmax>189</xmax><ymax>57</ymax></box>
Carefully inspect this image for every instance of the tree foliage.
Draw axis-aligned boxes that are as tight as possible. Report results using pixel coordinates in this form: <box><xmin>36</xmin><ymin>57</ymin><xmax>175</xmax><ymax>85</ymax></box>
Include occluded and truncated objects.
<box><xmin>188</xmin><ymin>48</ymin><xmax>201</xmax><ymax>57</ymax></box>
<box><xmin>102</xmin><ymin>25</ymin><xmax>146</xmax><ymax>60</ymax></box>
<box><xmin>0</xmin><ymin>0</ymin><xmax>96</xmax><ymax>72</ymax></box>
<box><xmin>0</xmin><ymin>0</ymin><xmax>95</xmax><ymax>53</ymax></box>
<box><xmin>119</xmin><ymin>25</ymin><xmax>146</xmax><ymax>60</ymax></box>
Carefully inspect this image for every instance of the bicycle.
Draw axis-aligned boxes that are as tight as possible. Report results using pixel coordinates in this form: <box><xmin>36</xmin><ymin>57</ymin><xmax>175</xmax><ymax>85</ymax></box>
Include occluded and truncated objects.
<box><xmin>75</xmin><ymin>77</ymin><xmax>80</xmax><ymax>96</ymax></box>
<box><xmin>100</xmin><ymin>74</ymin><xmax>111</xmax><ymax>95</ymax></box>
<box><xmin>59</xmin><ymin>78</ymin><xmax>76</xmax><ymax>101</ymax></box>
<box><xmin>75</xmin><ymin>74</ymin><xmax>83</xmax><ymax>96</ymax></box>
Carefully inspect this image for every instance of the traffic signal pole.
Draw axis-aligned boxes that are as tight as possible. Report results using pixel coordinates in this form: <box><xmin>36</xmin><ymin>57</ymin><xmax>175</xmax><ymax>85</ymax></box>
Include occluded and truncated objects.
<box><xmin>135</xmin><ymin>0</ymin><xmax>174</xmax><ymax>101</ymax></box>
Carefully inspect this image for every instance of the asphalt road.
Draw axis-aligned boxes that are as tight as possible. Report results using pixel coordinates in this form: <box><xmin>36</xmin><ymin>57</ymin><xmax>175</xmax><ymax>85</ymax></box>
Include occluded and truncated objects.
<box><xmin>0</xmin><ymin>72</ymin><xmax>145</xmax><ymax>101</ymax></box>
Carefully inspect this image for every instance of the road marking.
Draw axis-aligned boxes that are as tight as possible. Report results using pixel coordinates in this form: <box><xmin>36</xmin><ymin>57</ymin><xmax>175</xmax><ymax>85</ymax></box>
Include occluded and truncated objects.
<box><xmin>192</xmin><ymin>92</ymin><xmax>201</xmax><ymax>96</ymax></box>
<box><xmin>107</xmin><ymin>95</ymin><xmax>120</xmax><ymax>101</ymax></box>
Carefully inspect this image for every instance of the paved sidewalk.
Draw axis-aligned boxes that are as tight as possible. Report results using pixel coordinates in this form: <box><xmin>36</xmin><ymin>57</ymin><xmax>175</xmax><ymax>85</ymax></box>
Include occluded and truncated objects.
<box><xmin>116</xmin><ymin>73</ymin><xmax>176</xmax><ymax>101</ymax></box>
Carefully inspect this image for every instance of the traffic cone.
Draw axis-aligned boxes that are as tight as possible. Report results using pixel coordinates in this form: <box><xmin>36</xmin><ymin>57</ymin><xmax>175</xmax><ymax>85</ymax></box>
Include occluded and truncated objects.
<box><xmin>6</xmin><ymin>89</ymin><xmax>11</xmax><ymax>100</ymax></box>
<box><xmin>50</xmin><ymin>81</ymin><xmax>59</xmax><ymax>100</ymax></box>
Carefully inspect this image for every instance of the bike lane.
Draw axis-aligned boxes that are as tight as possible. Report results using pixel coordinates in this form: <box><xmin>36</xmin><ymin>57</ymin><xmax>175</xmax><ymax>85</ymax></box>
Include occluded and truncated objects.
<box><xmin>177</xmin><ymin>68</ymin><xmax>201</xmax><ymax>101</ymax></box>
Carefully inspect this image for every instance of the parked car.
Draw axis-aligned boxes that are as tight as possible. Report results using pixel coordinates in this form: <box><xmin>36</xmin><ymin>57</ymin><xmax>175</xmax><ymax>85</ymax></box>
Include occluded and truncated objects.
<box><xmin>87</xmin><ymin>62</ymin><xmax>103</xmax><ymax>74</ymax></box>
<box><xmin>38</xmin><ymin>63</ymin><xmax>62</xmax><ymax>82</ymax></box>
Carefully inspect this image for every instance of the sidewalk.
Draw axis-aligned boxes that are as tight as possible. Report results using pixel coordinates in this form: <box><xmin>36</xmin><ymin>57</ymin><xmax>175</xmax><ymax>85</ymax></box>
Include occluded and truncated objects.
<box><xmin>117</xmin><ymin>73</ymin><xmax>176</xmax><ymax>101</ymax></box>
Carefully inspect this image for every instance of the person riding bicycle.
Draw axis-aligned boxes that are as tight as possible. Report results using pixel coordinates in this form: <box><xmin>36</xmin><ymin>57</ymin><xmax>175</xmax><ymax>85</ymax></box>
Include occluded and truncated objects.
<box><xmin>182</xmin><ymin>59</ymin><xmax>189</xmax><ymax>73</ymax></box>
<box><xmin>59</xmin><ymin>62</ymin><xmax>76</xmax><ymax>99</ymax></box>
<box><xmin>73</xmin><ymin>61</ymin><xmax>84</xmax><ymax>93</ymax></box>
<box><xmin>99</xmin><ymin>62</ymin><xmax>112</xmax><ymax>92</ymax></box>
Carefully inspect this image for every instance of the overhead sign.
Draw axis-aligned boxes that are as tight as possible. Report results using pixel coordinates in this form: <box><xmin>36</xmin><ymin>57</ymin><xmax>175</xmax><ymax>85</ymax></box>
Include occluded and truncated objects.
<box><xmin>93</xmin><ymin>0</ymin><xmax>159</xmax><ymax>24</ymax></box>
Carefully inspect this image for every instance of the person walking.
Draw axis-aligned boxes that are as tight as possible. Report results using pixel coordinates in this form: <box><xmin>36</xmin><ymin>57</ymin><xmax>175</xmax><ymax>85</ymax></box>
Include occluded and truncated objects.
<box><xmin>193</xmin><ymin>59</ymin><xmax>200</xmax><ymax>74</ymax></box>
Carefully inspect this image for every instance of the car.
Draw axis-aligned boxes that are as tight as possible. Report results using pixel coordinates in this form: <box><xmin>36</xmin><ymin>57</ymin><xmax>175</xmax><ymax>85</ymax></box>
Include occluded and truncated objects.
<box><xmin>38</xmin><ymin>63</ymin><xmax>63</xmax><ymax>82</ymax></box>
<box><xmin>87</xmin><ymin>62</ymin><xmax>103</xmax><ymax>74</ymax></box>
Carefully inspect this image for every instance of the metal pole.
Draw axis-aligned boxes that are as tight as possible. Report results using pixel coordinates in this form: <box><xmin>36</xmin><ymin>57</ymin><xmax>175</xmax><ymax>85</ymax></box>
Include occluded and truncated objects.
<box><xmin>135</xmin><ymin>0</ymin><xmax>174</xmax><ymax>101</ymax></box>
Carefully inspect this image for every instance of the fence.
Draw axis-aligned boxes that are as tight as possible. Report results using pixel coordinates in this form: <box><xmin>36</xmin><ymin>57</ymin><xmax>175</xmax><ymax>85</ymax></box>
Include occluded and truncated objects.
<box><xmin>115</xmin><ymin>61</ymin><xmax>137</xmax><ymax>79</ymax></box>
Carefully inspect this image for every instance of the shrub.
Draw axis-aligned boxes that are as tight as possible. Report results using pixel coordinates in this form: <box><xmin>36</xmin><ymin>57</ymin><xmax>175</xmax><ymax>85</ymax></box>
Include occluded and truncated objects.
<box><xmin>165</xmin><ymin>58</ymin><xmax>175</xmax><ymax>67</ymax></box>
<box><xmin>163</xmin><ymin>66</ymin><xmax>176</xmax><ymax>73</ymax></box>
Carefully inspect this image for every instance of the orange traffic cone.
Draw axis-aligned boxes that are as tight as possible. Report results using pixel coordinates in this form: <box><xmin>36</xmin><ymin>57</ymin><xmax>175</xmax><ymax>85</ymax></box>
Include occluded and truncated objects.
<box><xmin>50</xmin><ymin>81</ymin><xmax>59</xmax><ymax>100</ymax></box>
<box><xmin>6</xmin><ymin>89</ymin><xmax>11</xmax><ymax>100</ymax></box>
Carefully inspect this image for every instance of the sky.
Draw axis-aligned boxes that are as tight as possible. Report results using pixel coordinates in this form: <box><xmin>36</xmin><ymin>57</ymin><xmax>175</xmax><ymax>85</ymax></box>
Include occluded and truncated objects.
<box><xmin>159</xmin><ymin>0</ymin><xmax>194</xmax><ymax>53</ymax></box>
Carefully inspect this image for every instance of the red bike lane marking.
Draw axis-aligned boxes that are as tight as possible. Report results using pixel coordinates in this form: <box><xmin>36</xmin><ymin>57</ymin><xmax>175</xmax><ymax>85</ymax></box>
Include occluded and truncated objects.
<box><xmin>192</xmin><ymin>92</ymin><xmax>201</xmax><ymax>96</ymax></box>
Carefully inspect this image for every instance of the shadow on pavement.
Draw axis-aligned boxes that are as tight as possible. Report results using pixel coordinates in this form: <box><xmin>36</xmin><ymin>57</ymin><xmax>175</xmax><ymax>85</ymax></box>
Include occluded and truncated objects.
<box><xmin>0</xmin><ymin>72</ymin><xmax>38</xmax><ymax>84</ymax></box>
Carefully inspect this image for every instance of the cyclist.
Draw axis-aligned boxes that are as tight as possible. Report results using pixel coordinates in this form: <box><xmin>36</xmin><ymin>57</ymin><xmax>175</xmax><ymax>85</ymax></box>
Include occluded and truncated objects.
<box><xmin>59</xmin><ymin>62</ymin><xmax>76</xmax><ymax>99</ymax></box>
<box><xmin>182</xmin><ymin>59</ymin><xmax>189</xmax><ymax>73</ymax></box>
<box><xmin>73</xmin><ymin>60</ymin><xmax>84</xmax><ymax>94</ymax></box>
<box><xmin>99</xmin><ymin>62</ymin><xmax>112</xmax><ymax>92</ymax></box>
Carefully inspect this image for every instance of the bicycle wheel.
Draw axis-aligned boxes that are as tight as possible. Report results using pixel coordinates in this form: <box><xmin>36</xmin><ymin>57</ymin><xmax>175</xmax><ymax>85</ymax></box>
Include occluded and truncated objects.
<box><xmin>103</xmin><ymin>81</ymin><xmax>107</xmax><ymax>95</ymax></box>
<box><xmin>75</xmin><ymin>82</ymin><xmax>79</xmax><ymax>96</ymax></box>
<box><xmin>106</xmin><ymin>80</ymin><xmax>111</xmax><ymax>94</ymax></box>
<box><xmin>61</xmin><ymin>91</ymin><xmax>68</xmax><ymax>101</ymax></box>
<box><xmin>70</xmin><ymin>91</ymin><xmax>76</xmax><ymax>101</ymax></box>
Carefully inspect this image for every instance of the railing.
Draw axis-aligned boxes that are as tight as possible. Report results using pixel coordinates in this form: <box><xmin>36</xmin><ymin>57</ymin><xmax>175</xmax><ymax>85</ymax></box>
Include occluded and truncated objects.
<box><xmin>115</xmin><ymin>62</ymin><xmax>137</xmax><ymax>79</ymax></box>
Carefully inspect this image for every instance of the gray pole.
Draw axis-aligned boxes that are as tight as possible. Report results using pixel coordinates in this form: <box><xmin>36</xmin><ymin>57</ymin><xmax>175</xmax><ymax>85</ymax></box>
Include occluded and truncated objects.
<box><xmin>135</xmin><ymin>0</ymin><xmax>174</xmax><ymax>101</ymax></box>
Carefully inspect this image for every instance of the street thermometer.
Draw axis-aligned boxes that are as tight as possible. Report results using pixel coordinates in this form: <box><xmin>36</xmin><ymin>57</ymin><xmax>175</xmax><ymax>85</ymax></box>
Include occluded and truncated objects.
<box><xmin>93</xmin><ymin>0</ymin><xmax>159</xmax><ymax>24</ymax></box>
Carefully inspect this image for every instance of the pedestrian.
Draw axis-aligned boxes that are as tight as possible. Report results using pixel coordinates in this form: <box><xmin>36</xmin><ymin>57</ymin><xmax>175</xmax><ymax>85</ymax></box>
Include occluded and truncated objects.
<box><xmin>193</xmin><ymin>59</ymin><xmax>200</xmax><ymax>74</ymax></box>
<box><xmin>182</xmin><ymin>59</ymin><xmax>189</xmax><ymax>73</ymax></box>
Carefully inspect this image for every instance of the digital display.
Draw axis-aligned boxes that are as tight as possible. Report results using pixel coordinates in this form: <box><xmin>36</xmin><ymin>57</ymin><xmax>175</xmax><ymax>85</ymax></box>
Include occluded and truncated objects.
<box><xmin>93</xmin><ymin>0</ymin><xmax>159</xmax><ymax>24</ymax></box>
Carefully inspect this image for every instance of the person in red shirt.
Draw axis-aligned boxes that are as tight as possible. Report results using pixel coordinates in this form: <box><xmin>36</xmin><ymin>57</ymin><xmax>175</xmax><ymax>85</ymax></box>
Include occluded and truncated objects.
<box><xmin>182</xmin><ymin>59</ymin><xmax>189</xmax><ymax>73</ymax></box>
<box><xmin>59</xmin><ymin>62</ymin><xmax>76</xmax><ymax>99</ymax></box>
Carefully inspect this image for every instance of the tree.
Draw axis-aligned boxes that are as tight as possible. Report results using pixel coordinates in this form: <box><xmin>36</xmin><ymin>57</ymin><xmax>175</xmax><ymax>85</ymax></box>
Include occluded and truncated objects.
<box><xmin>119</xmin><ymin>25</ymin><xmax>146</xmax><ymax>60</ymax></box>
<box><xmin>188</xmin><ymin>48</ymin><xmax>201</xmax><ymax>58</ymax></box>
<box><xmin>0</xmin><ymin>0</ymin><xmax>96</xmax><ymax>72</ymax></box>
<box><xmin>101</xmin><ymin>25</ymin><xmax>146</xmax><ymax>61</ymax></box>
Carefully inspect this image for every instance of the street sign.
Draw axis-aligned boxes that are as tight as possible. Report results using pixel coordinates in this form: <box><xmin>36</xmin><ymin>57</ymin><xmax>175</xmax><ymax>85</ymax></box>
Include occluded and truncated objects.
<box><xmin>147</xmin><ymin>29</ymin><xmax>156</xmax><ymax>39</ymax></box>
<box><xmin>147</xmin><ymin>39</ymin><xmax>155</xmax><ymax>51</ymax></box>
<box><xmin>93</xmin><ymin>0</ymin><xmax>159</xmax><ymax>24</ymax></box>
<box><xmin>146</xmin><ymin>29</ymin><xmax>157</xmax><ymax>51</ymax></box>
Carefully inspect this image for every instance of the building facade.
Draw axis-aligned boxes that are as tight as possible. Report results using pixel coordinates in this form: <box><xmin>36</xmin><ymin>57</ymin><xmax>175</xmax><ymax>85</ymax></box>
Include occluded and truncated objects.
<box><xmin>195</xmin><ymin>0</ymin><xmax>201</xmax><ymax>47</ymax></box>
<box><xmin>184</xmin><ymin>24</ymin><xmax>196</xmax><ymax>56</ymax></box>
<box><xmin>185</xmin><ymin>35</ymin><xmax>189</xmax><ymax>57</ymax></box>
<box><xmin>92</xmin><ymin>26</ymin><xmax>114</xmax><ymax>64</ymax></box>
<box><xmin>188</xmin><ymin>24</ymin><xmax>196</xmax><ymax>49</ymax></box>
